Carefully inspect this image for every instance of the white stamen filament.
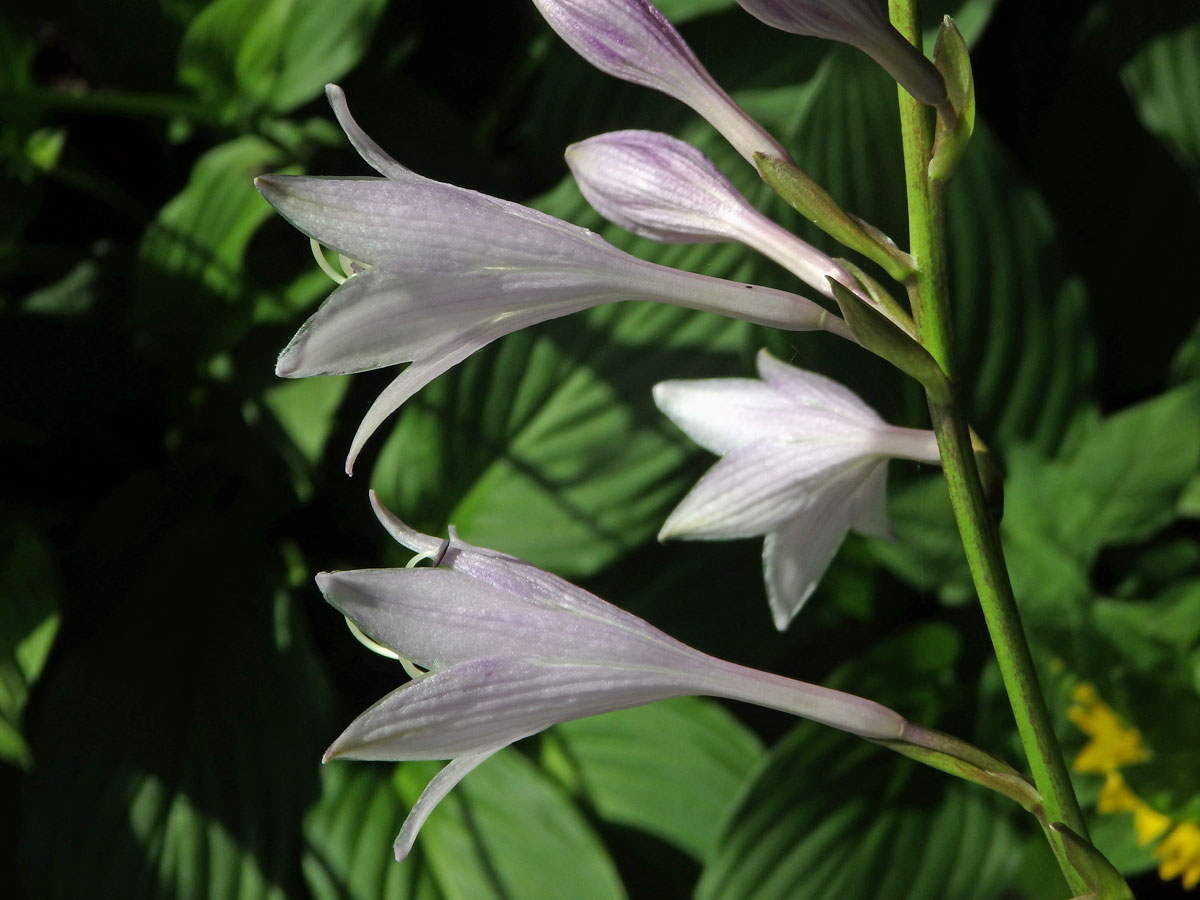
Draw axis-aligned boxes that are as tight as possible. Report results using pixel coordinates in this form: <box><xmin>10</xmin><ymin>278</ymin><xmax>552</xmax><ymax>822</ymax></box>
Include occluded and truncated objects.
<box><xmin>405</xmin><ymin>550</ymin><xmax>438</xmax><ymax>568</ymax></box>
<box><xmin>345</xmin><ymin>615</ymin><xmax>399</xmax><ymax>659</ymax></box>
<box><xmin>344</xmin><ymin>616</ymin><xmax>429</xmax><ymax>680</ymax></box>
<box><xmin>310</xmin><ymin>238</ymin><xmax>347</xmax><ymax>284</ymax></box>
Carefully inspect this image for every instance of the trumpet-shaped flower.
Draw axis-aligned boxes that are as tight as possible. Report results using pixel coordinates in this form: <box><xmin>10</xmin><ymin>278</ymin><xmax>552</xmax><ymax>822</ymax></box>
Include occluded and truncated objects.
<box><xmin>530</xmin><ymin>0</ymin><xmax>789</xmax><ymax>165</ymax></box>
<box><xmin>322</xmin><ymin>492</ymin><xmax>909</xmax><ymax>860</ymax></box>
<box><xmin>258</xmin><ymin>86</ymin><xmax>849</xmax><ymax>474</ymax></box>
<box><xmin>654</xmin><ymin>349</ymin><xmax>941</xmax><ymax>629</ymax></box>
<box><xmin>566</xmin><ymin>129</ymin><xmax>860</xmax><ymax>299</ymax></box>
<box><xmin>734</xmin><ymin>0</ymin><xmax>946</xmax><ymax>106</ymax></box>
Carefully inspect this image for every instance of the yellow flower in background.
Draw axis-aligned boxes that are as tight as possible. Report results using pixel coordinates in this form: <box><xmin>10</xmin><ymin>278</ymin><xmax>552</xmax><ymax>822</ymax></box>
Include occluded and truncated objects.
<box><xmin>1068</xmin><ymin>683</ymin><xmax>1197</xmax><ymax>890</ymax></box>
<box><xmin>1157</xmin><ymin>824</ymin><xmax>1200</xmax><ymax>891</ymax></box>
<box><xmin>1068</xmin><ymin>682</ymin><xmax>1148</xmax><ymax>772</ymax></box>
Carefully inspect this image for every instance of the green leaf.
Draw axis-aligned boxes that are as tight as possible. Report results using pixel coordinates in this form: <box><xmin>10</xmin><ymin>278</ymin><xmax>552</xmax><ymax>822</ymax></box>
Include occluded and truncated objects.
<box><xmin>305</xmin><ymin>750</ymin><xmax>625</xmax><ymax>900</ymax></box>
<box><xmin>653</xmin><ymin>0</ymin><xmax>737</xmax><ymax>23</ymax></box>
<box><xmin>17</xmin><ymin>510</ymin><xmax>333</xmax><ymax>899</ymax></box>
<box><xmin>263</xmin><ymin>375</ymin><xmax>351</xmax><ymax>466</ymax></box>
<box><xmin>21</xmin><ymin>253</ymin><xmax>103</xmax><ymax>316</ymax></box>
<box><xmin>1121</xmin><ymin>22</ymin><xmax>1200</xmax><ymax>193</ymax></box>
<box><xmin>0</xmin><ymin>526</ymin><xmax>61</xmax><ymax>768</ymax></box>
<box><xmin>869</xmin><ymin>473</ymin><xmax>973</xmax><ymax>604</ymax></box>
<box><xmin>370</xmin><ymin>300</ymin><xmax>751</xmax><ymax>577</ymax></box>
<box><xmin>879</xmin><ymin>385</ymin><xmax>1200</xmax><ymax>619</ymax></box>
<box><xmin>302</xmin><ymin>765</ymin><xmax>434</xmax><ymax>900</ymax></box>
<box><xmin>133</xmin><ymin>135</ymin><xmax>288</xmax><ymax>360</ymax></box>
<box><xmin>540</xmin><ymin>697</ymin><xmax>764</xmax><ymax>861</ymax></box>
<box><xmin>1006</xmin><ymin>383</ymin><xmax>1200</xmax><ymax>561</ymax></box>
<box><xmin>695</xmin><ymin>725</ymin><xmax>1021</xmax><ymax>900</ymax></box>
<box><xmin>179</xmin><ymin>0</ymin><xmax>388</xmax><ymax>118</ymax></box>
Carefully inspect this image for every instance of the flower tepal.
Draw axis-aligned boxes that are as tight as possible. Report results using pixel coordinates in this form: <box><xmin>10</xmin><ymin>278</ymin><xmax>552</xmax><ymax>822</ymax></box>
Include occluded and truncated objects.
<box><xmin>258</xmin><ymin>86</ymin><xmax>851</xmax><ymax>474</ymax></box>
<box><xmin>735</xmin><ymin>0</ymin><xmax>946</xmax><ymax>106</ymax></box>
<box><xmin>531</xmin><ymin>0</ymin><xmax>789</xmax><ymax>165</ymax></box>
<box><xmin>654</xmin><ymin>349</ymin><xmax>942</xmax><ymax>629</ymax></box>
<box><xmin>566</xmin><ymin>129</ymin><xmax>860</xmax><ymax>299</ymax></box>
<box><xmin>322</xmin><ymin>492</ymin><xmax>908</xmax><ymax>860</ymax></box>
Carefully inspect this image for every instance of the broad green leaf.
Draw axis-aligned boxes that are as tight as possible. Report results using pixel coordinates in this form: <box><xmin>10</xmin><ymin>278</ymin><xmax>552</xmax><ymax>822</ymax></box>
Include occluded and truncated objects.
<box><xmin>0</xmin><ymin>526</ymin><xmax>61</xmax><ymax>768</ymax></box>
<box><xmin>650</xmin><ymin>0</ymin><xmax>736</xmax><ymax>23</ymax></box>
<box><xmin>133</xmin><ymin>136</ymin><xmax>288</xmax><ymax>360</ymax></box>
<box><xmin>878</xmin><ymin>385</ymin><xmax>1200</xmax><ymax>619</ymax></box>
<box><xmin>305</xmin><ymin>750</ymin><xmax>625</xmax><ymax>900</ymax></box>
<box><xmin>370</xmin><ymin>301</ymin><xmax>751</xmax><ymax>577</ymax></box>
<box><xmin>408</xmin><ymin>750</ymin><xmax>625</xmax><ymax>900</ymax></box>
<box><xmin>1005</xmin><ymin>383</ymin><xmax>1200</xmax><ymax>564</ymax></box>
<box><xmin>263</xmin><ymin>375</ymin><xmax>351</xmax><ymax>466</ymax></box>
<box><xmin>302</xmin><ymin>765</ymin><xmax>434</xmax><ymax>900</ymax></box>
<box><xmin>1092</xmin><ymin>580</ymin><xmax>1200</xmax><ymax>670</ymax></box>
<box><xmin>695</xmin><ymin>724</ymin><xmax>1021</xmax><ymax>900</ymax></box>
<box><xmin>1122</xmin><ymin>22</ymin><xmax>1200</xmax><ymax>192</ymax></box>
<box><xmin>21</xmin><ymin>254</ymin><xmax>102</xmax><ymax>316</ymax></box>
<box><xmin>179</xmin><ymin>0</ymin><xmax>387</xmax><ymax>118</ymax></box>
<box><xmin>541</xmin><ymin>697</ymin><xmax>765</xmax><ymax>861</ymax></box>
<box><xmin>18</xmin><ymin>507</ymin><xmax>333</xmax><ymax>899</ymax></box>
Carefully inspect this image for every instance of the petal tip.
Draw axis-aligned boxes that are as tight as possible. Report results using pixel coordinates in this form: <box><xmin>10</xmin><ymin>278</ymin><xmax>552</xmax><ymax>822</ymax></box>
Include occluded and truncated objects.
<box><xmin>315</xmin><ymin>571</ymin><xmax>355</xmax><ymax>607</ymax></box>
<box><xmin>274</xmin><ymin>354</ymin><xmax>298</xmax><ymax>378</ymax></box>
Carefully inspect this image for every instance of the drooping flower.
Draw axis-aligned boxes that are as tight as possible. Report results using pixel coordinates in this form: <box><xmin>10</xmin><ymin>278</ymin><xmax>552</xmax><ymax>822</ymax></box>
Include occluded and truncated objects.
<box><xmin>322</xmin><ymin>492</ymin><xmax>909</xmax><ymax>860</ymax></box>
<box><xmin>734</xmin><ymin>0</ymin><xmax>946</xmax><ymax>106</ymax></box>
<box><xmin>566</xmin><ymin>129</ymin><xmax>861</xmax><ymax>300</ymax></box>
<box><xmin>654</xmin><ymin>348</ymin><xmax>941</xmax><ymax>629</ymax></box>
<box><xmin>530</xmin><ymin>0</ymin><xmax>789</xmax><ymax>166</ymax></box>
<box><xmin>258</xmin><ymin>86</ymin><xmax>850</xmax><ymax>474</ymax></box>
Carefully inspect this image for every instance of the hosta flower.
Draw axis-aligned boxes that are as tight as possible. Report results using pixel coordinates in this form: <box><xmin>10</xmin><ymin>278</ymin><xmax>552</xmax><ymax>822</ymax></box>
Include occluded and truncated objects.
<box><xmin>323</xmin><ymin>492</ymin><xmax>909</xmax><ymax>860</ymax></box>
<box><xmin>258</xmin><ymin>86</ymin><xmax>850</xmax><ymax>473</ymax></box>
<box><xmin>735</xmin><ymin>0</ymin><xmax>946</xmax><ymax>106</ymax></box>
<box><xmin>654</xmin><ymin>349</ymin><xmax>941</xmax><ymax>629</ymax></box>
<box><xmin>566</xmin><ymin>129</ymin><xmax>861</xmax><ymax>300</ymax></box>
<box><xmin>530</xmin><ymin>0</ymin><xmax>789</xmax><ymax>165</ymax></box>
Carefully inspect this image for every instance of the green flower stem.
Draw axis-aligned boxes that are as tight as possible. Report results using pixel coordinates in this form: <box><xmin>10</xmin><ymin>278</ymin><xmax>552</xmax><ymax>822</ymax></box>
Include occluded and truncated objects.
<box><xmin>887</xmin><ymin>0</ymin><xmax>1091</xmax><ymax>893</ymax></box>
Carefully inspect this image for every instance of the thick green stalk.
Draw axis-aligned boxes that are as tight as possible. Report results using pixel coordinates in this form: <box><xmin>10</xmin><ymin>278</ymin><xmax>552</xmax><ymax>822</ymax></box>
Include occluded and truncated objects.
<box><xmin>887</xmin><ymin>0</ymin><xmax>1090</xmax><ymax>892</ymax></box>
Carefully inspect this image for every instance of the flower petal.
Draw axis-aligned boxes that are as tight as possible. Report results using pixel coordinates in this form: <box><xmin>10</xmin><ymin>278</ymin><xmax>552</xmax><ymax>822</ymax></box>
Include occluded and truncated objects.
<box><xmin>531</xmin><ymin>0</ymin><xmax>789</xmax><ymax>165</ymax></box>
<box><xmin>659</xmin><ymin>441</ymin><xmax>876</xmax><ymax>539</ymax></box>
<box><xmin>324</xmin><ymin>84</ymin><xmax>422</xmax><ymax>182</ymax></box>
<box><xmin>653</xmin><ymin>377</ymin><xmax>797</xmax><ymax>455</ymax></box>
<box><xmin>274</xmin><ymin>267</ymin><xmax>598</xmax><ymax>378</ymax></box>
<box><xmin>567</xmin><ymin>130</ymin><xmax>848</xmax><ymax>296</ymax></box>
<box><xmin>260</xmin><ymin>175</ymin><xmax>842</xmax><ymax>335</ymax></box>
<box><xmin>366</xmin><ymin>496</ymin><xmax>705</xmax><ymax>652</ymax></box>
<box><xmin>255</xmin><ymin>174</ymin><xmax>618</xmax><ymax>274</ymax></box>
<box><xmin>762</xmin><ymin>462</ymin><xmax>884</xmax><ymax>629</ymax></box>
<box><xmin>323</xmin><ymin>655</ymin><xmax>696</xmax><ymax>761</ymax></box>
<box><xmin>344</xmin><ymin>330</ymin><xmax>497</xmax><ymax>474</ymax></box>
<box><xmin>317</xmin><ymin>564</ymin><xmax>702</xmax><ymax>672</ymax></box>
<box><xmin>734</xmin><ymin>0</ymin><xmax>946</xmax><ymax>105</ymax></box>
<box><xmin>847</xmin><ymin>458</ymin><xmax>892</xmax><ymax>539</ymax></box>
<box><xmin>391</xmin><ymin>750</ymin><xmax>499</xmax><ymax>861</ymax></box>
<box><xmin>754</xmin><ymin>348</ymin><xmax>883</xmax><ymax>423</ymax></box>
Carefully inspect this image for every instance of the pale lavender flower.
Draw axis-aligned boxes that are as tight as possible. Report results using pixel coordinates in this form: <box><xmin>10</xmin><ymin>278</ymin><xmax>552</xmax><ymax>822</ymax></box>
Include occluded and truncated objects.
<box><xmin>258</xmin><ymin>86</ymin><xmax>850</xmax><ymax>474</ymax></box>
<box><xmin>735</xmin><ymin>0</ymin><xmax>946</xmax><ymax>105</ymax></box>
<box><xmin>322</xmin><ymin>492</ymin><xmax>908</xmax><ymax>860</ymax></box>
<box><xmin>655</xmin><ymin>349</ymin><xmax>941</xmax><ymax>630</ymax></box>
<box><xmin>566</xmin><ymin>129</ymin><xmax>861</xmax><ymax>300</ymax></box>
<box><xmin>530</xmin><ymin>0</ymin><xmax>789</xmax><ymax>165</ymax></box>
